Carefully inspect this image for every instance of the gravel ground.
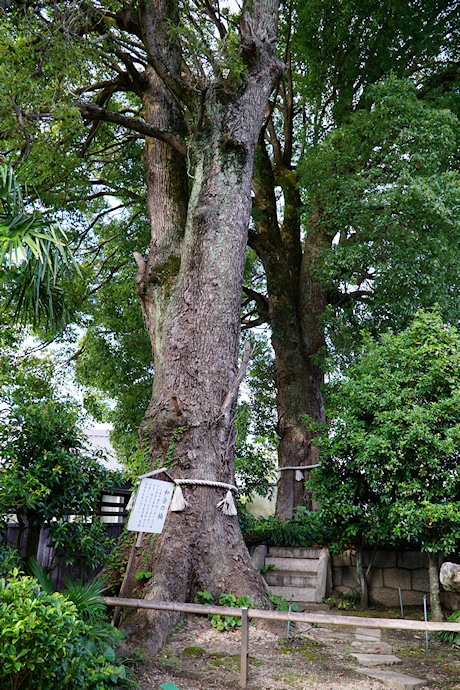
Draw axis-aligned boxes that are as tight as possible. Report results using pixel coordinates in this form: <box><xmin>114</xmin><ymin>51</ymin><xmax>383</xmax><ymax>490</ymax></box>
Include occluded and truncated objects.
<box><xmin>126</xmin><ymin>612</ymin><xmax>460</xmax><ymax>689</ymax></box>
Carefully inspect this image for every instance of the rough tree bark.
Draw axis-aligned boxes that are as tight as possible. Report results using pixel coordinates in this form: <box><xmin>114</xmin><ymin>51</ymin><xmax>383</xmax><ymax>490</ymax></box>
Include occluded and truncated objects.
<box><xmin>120</xmin><ymin>0</ymin><xmax>284</xmax><ymax>651</ymax></box>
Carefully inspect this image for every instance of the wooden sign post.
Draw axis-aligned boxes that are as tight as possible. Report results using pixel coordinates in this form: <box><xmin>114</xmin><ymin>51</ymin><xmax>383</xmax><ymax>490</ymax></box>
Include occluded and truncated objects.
<box><xmin>111</xmin><ymin>473</ymin><xmax>174</xmax><ymax>627</ymax></box>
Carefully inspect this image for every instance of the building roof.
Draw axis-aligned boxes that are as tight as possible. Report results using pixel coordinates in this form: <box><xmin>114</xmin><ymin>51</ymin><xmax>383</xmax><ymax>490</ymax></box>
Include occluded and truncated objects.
<box><xmin>82</xmin><ymin>428</ymin><xmax>123</xmax><ymax>472</ymax></box>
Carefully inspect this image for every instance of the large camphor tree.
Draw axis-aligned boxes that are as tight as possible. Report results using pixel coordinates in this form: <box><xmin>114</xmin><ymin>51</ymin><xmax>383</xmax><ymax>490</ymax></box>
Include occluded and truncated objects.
<box><xmin>0</xmin><ymin>0</ymin><xmax>283</xmax><ymax>647</ymax></box>
<box><xmin>7</xmin><ymin>0</ymin><xmax>458</xmax><ymax>520</ymax></box>
<box><xmin>245</xmin><ymin>0</ymin><xmax>460</xmax><ymax>516</ymax></box>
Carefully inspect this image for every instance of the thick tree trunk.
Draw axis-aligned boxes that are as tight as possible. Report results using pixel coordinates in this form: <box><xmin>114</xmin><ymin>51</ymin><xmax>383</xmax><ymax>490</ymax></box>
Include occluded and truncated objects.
<box><xmin>428</xmin><ymin>551</ymin><xmax>444</xmax><ymax>621</ymax></box>
<box><xmin>271</xmin><ymin>273</ymin><xmax>326</xmax><ymax>518</ymax></box>
<box><xmin>251</xmin><ymin>151</ymin><xmax>326</xmax><ymax>518</ymax></box>
<box><xmin>121</xmin><ymin>1</ymin><xmax>283</xmax><ymax>652</ymax></box>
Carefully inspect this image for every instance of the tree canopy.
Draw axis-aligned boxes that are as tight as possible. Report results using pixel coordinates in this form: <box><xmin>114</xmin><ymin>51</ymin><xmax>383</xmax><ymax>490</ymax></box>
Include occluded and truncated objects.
<box><xmin>301</xmin><ymin>76</ymin><xmax>460</xmax><ymax>350</ymax></box>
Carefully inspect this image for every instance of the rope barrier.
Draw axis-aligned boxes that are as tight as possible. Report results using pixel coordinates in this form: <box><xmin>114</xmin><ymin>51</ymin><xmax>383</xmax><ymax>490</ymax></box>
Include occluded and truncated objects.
<box><xmin>276</xmin><ymin>464</ymin><xmax>320</xmax><ymax>481</ymax></box>
<box><xmin>170</xmin><ymin>478</ymin><xmax>238</xmax><ymax>514</ymax></box>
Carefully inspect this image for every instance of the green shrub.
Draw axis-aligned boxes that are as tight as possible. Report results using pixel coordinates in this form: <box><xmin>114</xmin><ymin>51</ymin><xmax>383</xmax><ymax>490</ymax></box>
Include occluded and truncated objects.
<box><xmin>0</xmin><ymin>399</ymin><xmax>120</xmax><ymax>568</ymax></box>
<box><xmin>0</xmin><ymin>545</ymin><xmax>20</xmax><ymax>577</ymax></box>
<box><xmin>434</xmin><ymin>610</ymin><xmax>460</xmax><ymax>646</ymax></box>
<box><xmin>266</xmin><ymin>592</ymin><xmax>301</xmax><ymax>612</ymax></box>
<box><xmin>0</xmin><ymin>569</ymin><xmax>127</xmax><ymax>689</ymax></box>
<box><xmin>239</xmin><ymin>505</ymin><xmax>331</xmax><ymax>548</ymax></box>
<box><xmin>194</xmin><ymin>591</ymin><xmax>254</xmax><ymax>631</ymax></box>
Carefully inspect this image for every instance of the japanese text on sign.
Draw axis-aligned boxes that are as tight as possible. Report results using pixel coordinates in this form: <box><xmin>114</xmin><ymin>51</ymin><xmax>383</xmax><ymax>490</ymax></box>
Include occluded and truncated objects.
<box><xmin>127</xmin><ymin>478</ymin><xmax>174</xmax><ymax>533</ymax></box>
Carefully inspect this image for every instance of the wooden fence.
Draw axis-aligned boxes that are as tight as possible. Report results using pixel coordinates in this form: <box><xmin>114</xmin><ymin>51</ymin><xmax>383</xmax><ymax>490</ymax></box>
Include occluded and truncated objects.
<box><xmin>4</xmin><ymin>523</ymin><xmax>125</xmax><ymax>589</ymax></box>
<box><xmin>105</xmin><ymin>597</ymin><xmax>460</xmax><ymax>688</ymax></box>
<box><xmin>2</xmin><ymin>485</ymin><xmax>131</xmax><ymax>589</ymax></box>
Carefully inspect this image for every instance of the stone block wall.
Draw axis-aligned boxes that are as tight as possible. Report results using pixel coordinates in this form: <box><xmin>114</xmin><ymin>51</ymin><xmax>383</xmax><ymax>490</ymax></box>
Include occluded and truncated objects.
<box><xmin>332</xmin><ymin>549</ymin><xmax>457</xmax><ymax>607</ymax></box>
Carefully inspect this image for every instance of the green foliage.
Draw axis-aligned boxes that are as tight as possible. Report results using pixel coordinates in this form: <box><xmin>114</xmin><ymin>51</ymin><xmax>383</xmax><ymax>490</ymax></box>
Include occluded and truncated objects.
<box><xmin>310</xmin><ymin>309</ymin><xmax>460</xmax><ymax>555</ymax></box>
<box><xmin>434</xmin><ymin>610</ymin><xmax>460</xmax><ymax>646</ymax></box>
<box><xmin>0</xmin><ymin>164</ymin><xmax>76</xmax><ymax>333</ymax></box>
<box><xmin>194</xmin><ymin>591</ymin><xmax>254</xmax><ymax>632</ymax></box>
<box><xmin>234</xmin><ymin>334</ymin><xmax>278</xmax><ymax>501</ymax></box>
<box><xmin>0</xmin><ymin>569</ymin><xmax>128</xmax><ymax>689</ymax></box>
<box><xmin>0</xmin><ymin>399</ymin><xmax>119</xmax><ymax>567</ymax></box>
<box><xmin>260</xmin><ymin>563</ymin><xmax>274</xmax><ymax>574</ymax></box>
<box><xmin>195</xmin><ymin>589</ymin><xmax>213</xmax><ymax>603</ymax></box>
<box><xmin>239</xmin><ymin>505</ymin><xmax>330</xmax><ymax>548</ymax></box>
<box><xmin>0</xmin><ymin>546</ymin><xmax>20</xmax><ymax>577</ymax></box>
<box><xmin>0</xmin><ymin>325</ymin><xmax>58</xmax><ymax>406</ymax></box>
<box><xmin>294</xmin><ymin>0</ymin><xmax>458</xmax><ymax>128</ymax></box>
<box><xmin>28</xmin><ymin>560</ymin><xmax>120</xmax><ymax>647</ymax></box>
<box><xmin>217</xmin><ymin>28</ymin><xmax>246</xmax><ymax>85</ymax></box>
<box><xmin>74</xmin><ymin>301</ymin><xmax>152</xmax><ymax>466</ymax></box>
<box><xmin>300</xmin><ymin>76</ymin><xmax>460</xmax><ymax>355</ymax></box>
<box><xmin>134</xmin><ymin>571</ymin><xmax>152</xmax><ymax>581</ymax></box>
<box><xmin>266</xmin><ymin>593</ymin><xmax>301</xmax><ymax>613</ymax></box>
<box><xmin>323</xmin><ymin>595</ymin><xmax>357</xmax><ymax>611</ymax></box>
<box><xmin>162</xmin><ymin>424</ymin><xmax>191</xmax><ymax>469</ymax></box>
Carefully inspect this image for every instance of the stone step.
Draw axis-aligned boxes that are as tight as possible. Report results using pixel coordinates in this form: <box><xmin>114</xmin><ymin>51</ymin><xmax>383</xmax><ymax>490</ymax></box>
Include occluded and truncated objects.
<box><xmin>355</xmin><ymin>627</ymin><xmax>382</xmax><ymax>640</ymax></box>
<box><xmin>267</xmin><ymin>585</ymin><xmax>316</xmax><ymax>603</ymax></box>
<box><xmin>356</xmin><ymin>668</ymin><xmax>426</xmax><ymax>689</ymax></box>
<box><xmin>356</xmin><ymin>633</ymin><xmax>384</xmax><ymax>644</ymax></box>
<box><xmin>264</xmin><ymin>570</ymin><xmax>317</xmax><ymax>588</ymax></box>
<box><xmin>351</xmin><ymin>654</ymin><xmax>401</xmax><ymax>667</ymax></box>
<box><xmin>268</xmin><ymin>546</ymin><xmax>324</xmax><ymax>559</ymax></box>
<box><xmin>351</xmin><ymin>641</ymin><xmax>393</xmax><ymax>654</ymax></box>
<box><xmin>265</xmin><ymin>557</ymin><xmax>319</xmax><ymax>573</ymax></box>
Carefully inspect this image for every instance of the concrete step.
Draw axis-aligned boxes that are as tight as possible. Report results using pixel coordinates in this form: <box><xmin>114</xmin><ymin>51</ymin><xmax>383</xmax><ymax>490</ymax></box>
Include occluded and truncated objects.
<box><xmin>267</xmin><ymin>585</ymin><xmax>316</xmax><ymax>603</ymax></box>
<box><xmin>356</xmin><ymin>668</ymin><xmax>426</xmax><ymax>689</ymax></box>
<box><xmin>264</xmin><ymin>570</ymin><xmax>317</xmax><ymax>588</ymax></box>
<box><xmin>268</xmin><ymin>546</ymin><xmax>324</xmax><ymax>559</ymax></box>
<box><xmin>351</xmin><ymin>641</ymin><xmax>393</xmax><ymax>654</ymax></box>
<box><xmin>355</xmin><ymin>627</ymin><xmax>382</xmax><ymax>640</ymax></box>
<box><xmin>351</xmin><ymin>654</ymin><xmax>401</xmax><ymax>667</ymax></box>
<box><xmin>265</xmin><ymin>557</ymin><xmax>319</xmax><ymax>573</ymax></box>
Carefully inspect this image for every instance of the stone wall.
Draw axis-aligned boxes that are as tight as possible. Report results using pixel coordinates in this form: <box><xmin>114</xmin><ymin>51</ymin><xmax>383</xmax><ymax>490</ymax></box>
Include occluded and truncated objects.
<box><xmin>332</xmin><ymin>549</ymin><xmax>460</xmax><ymax>608</ymax></box>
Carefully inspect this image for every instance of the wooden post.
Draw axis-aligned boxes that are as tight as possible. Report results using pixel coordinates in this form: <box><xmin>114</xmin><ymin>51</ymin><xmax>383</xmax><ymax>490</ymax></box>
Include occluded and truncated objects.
<box><xmin>111</xmin><ymin>531</ymin><xmax>144</xmax><ymax>627</ymax></box>
<box><xmin>240</xmin><ymin>606</ymin><xmax>249</xmax><ymax>688</ymax></box>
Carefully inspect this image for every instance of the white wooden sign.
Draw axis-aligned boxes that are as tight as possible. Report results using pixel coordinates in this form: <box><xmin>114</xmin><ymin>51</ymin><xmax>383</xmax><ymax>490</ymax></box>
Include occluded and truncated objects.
<box><xmin>127</xmin><ymin>478</ymin><xmax>174</xmax><ymax>533</ymax></box>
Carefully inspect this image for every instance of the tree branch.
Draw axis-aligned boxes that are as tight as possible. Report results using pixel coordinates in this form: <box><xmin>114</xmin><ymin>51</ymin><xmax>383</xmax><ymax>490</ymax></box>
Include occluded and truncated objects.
<box><xmin>220</xmin><ymin>341</ymin><xmax>253</xmax><ymax>421</ymax></box>
<box><xmin>242</xmin><ymin>316</ymin><xmax>268</xmax><ymax>330</ymax></box>
<box><xmin>78</xmin><ymin>103</ymin><xmax>186</xmax><ymax>156</ymax></box>
<box><xmin>138</xmin><ymin>0</ymin><xmax>198</xmax><ymax>106</ymax></box>
<box><xmin>193</xmin><ymin>0</ymin><xmax>227</xmax><ymax>40</ymax></box>
<box><xmin>242</xmin><ymin>285</ymin><xmax>269</xmax><ymax>322</ymax></box>
<box><xmin>84</xmin><ymin>262</ymin><xmax>127</xmax><ymax>299</ymax></box>
<box><xmin>326</xmin><ymin>287</ymin><xmax>371</xmax><ymax>307</ymax></box>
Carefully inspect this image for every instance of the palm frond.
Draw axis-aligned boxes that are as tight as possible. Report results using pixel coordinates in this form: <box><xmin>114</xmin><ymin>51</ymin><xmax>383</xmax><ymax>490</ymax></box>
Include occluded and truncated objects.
<box><xmin>28</xmin><ymin>556</ymin><xmax>53</xmax><ymax>593</ymax></box>
<box><xmin>63</xmin><ymin>575</ymin><xmax>107</xmax><ymax>624</ymax></box>
<box><xmin>0</xmin><ymin>164</ymin><xmax>78</xmax><ymax>332</ymax></box>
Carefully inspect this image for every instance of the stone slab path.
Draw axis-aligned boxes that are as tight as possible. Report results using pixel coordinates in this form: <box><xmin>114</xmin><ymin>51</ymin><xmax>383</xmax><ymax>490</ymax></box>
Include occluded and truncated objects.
<box><xmin>356</xmin><ymin>667</ymin><xmax>426</xmax><ymax>689</ymax></box>
<box><xmin>351</xmin><ymin>627</ymin><xmax>426</xmax><ymax>689</ymax></box>
<box><xmin>351</xmin><ymin>653</ymin><xmax>402</xmax><ymax>667</ymax></box>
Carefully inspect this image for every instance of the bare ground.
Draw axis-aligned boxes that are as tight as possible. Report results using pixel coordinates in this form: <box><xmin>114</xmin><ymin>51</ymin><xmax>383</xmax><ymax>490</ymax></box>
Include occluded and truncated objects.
<box><xmin>126</xmin><ymin>610</ymin><xmax>460</xmax><ymax>690</ymax></box>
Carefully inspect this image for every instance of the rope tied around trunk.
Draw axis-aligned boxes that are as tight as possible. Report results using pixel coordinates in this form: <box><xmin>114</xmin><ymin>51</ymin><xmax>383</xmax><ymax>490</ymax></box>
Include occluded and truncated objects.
<box><xmin>276</xmin><ymin>464</ymin><xmax>321</xmax><ymax>481</ymax></box>
<box><xmin>170</xmin><ymin>478</ymin><xmax>238</xmax><ymax>515</ymax></box>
